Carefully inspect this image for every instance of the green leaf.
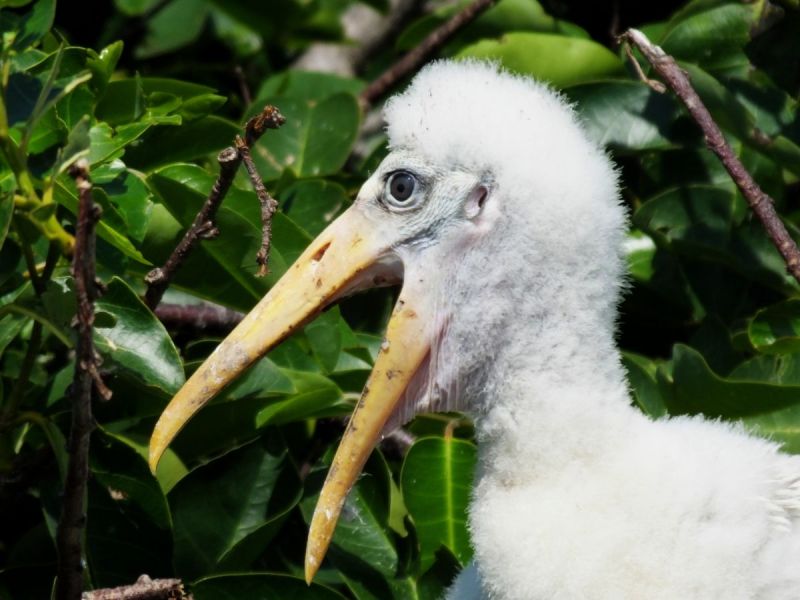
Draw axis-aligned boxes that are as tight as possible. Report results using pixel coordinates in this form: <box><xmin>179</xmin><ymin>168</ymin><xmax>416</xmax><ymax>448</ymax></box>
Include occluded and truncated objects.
<box><xmin>634</xmin><ymin>184</ymin><xmax>796</xmax><ymax>291</ymax></box>
<box><xmin>255</xmin><ymin>370</ymin><xmax>350</xmax><ymax>428</ymax></box>
<box><xmin>622</xmin><ymin>352</ymin><xmax>667</xmax><ymax>418</ymax></box>
<box><xmin>54</xmin><ymin>179</ymin><xmax>150</xmax><ymax>264</ymax></box>
<box><xmin>749</xmin><ymin>300</ymin><xmax>800</xmax><ymax>355</ymax></box>
<box><xmin>567</xmin><ymin>80</ymin><xmax>681</xmax><ymax>151</ymax></box>
<box><xmin>90</xmin><ymin>429</ymin><xmax>171</xmax><ymax>530</ymax></box>
<box><xmin>113</xmin><ymin>0</ymin><xmax>161</xmax><ymax>15</ymax></box>
<box><xmin>114</xmin><ymin>431</ymin><xmax>188</xmax><ymax>494</ymax></box>
<box><xmin>94</xmin><ymin>277</ymin><xmax>185</xmax><ymax>394</ymax></box>
<box><xmin>135</xmin><ymin>0</ymin><xmax>209</xmax><ymax>59</ymax></box>
<box><xmin>660</xmin><ymin>1</ymin><xmax>756</xmax><ymax>75</ymax></box>
<box><xmin>664</xmin><ymin>344</ymin><xmax>800</xmax><ymax>418</ymax></box>
<box><xmin>306</xmin><ymin>307</ymin><xmax>343</xmax><ymax>373</ymax></box>
<box><xmin>86</xmin><ymin>40</ymin><xmax>123</xmax><ymax>93</ymax></box>
<box><xmin>92</xmin><ymin>160</ymin><xmax>154</xmax><ymax>242</ymax></box>
<box><xmin>146</xmin><ymin>163</ymin><xmax>313</xmax><ymax>308</ymax></box>
<box><xmin>86</xmin><ymin>479</ymin><xmax>172</xmax><ymax>588</ymax></box>
<box><xmin>0</xmin><ymin>314</ymin><xmax>25</xmax><ymax>356</ymax></box>
<box><xmin>55</xmin><ymin>115</ymin><xmax>90</xmax><ymax>174</ymax></box>
<box><xmin>170</xmin><ymin>435</ymin><xmax>300</xmax><ymax>580</ymax></box>
<box><xmin>88</xmin><ymin>121</ymin><xmax>152</xmax><ymax>166</ymax></box>
<box><xmin>278</xmin><ymin>178</ymin><xmax>349</xmax><ymax>237</ymax></box>
<box><xmin>301</xmin><ymin>451</ymin><xmax>399</xmax><ymax>578</ymax></box>
<box><xmin>742</xmin><ymin>404</ymin><xmax>800</xmax><ymax>454</ymax></box>
<box><xmin>457</xmin><ymin>33</ymin><xmax>623</xmax><ymax>88</ymax></box>
<box><xmin>0</xmin><ymin>193</ymin><xmax>13</xmax><ymax>250</ymax></box>
<box><xmin>251</xmin><ymin>93</ymin><xmax>360</xmax><ymax>180</ymax></box>
<box><xmin>192</xmin><ymin>574</ymin><xmax>347</xmax><ymax>600</ymax></box>
<box><xmin>96</xmin><ymin>77</ymin><xmax>217</xmax><ymax>125</ymax></box>
<box><xmin>625</xmin><ymin>230</ymin><xmax>657</xmax><ymax>283</ymax></box>
<box><xmin>254</xmin><ymin>70</ymin><xmax>364</xmax><ymax>103</ymax></box>
<box><xmin>146</xmin><ymin>166</ymin><xmax>269</xmax><ymax>306</ymax></box>
<box><xmin>397</xmin><ymin>0</ymin><xmax>588</xmax><ymax>52</ymax></box>
<box><xmin>401</xmin><ymin>436</ymin><xmax>476</xmax><ymax>572</ymax></box>
<box><xmin>10</xmin><ymin>0</ymin><xmax>54</xmax><ymax>50</ymax></box>
<box><xmin>123</xmin><ymin>115</ymin><xmax>239</xmax><ymax>171</ymax></box>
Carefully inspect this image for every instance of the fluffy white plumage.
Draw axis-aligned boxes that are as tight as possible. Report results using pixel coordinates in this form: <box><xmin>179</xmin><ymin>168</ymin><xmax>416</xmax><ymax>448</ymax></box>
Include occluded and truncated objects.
<box><xmin>379</xmin><ymin>61</ymin><xmax>800</xmax><ymax>599</ymax></box>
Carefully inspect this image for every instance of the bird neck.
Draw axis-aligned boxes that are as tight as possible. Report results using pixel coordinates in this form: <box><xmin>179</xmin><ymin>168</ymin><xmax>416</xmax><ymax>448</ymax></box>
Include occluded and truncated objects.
<box><xmin>471</xmin><ymin>303</ymin><xmax>636</xmax><ymax>484</ymax></box>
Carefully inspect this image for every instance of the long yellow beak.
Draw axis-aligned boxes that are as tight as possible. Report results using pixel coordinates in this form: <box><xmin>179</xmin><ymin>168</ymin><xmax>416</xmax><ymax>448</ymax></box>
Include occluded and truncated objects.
<box><xmin>149</xmin><ymin>207</ymin><xmax>387</xmax><ymax>471</ymax></box>
<box><xmin>149</xmin><ymin>205</ymin><xmax>434</xmax><ymax>584</ymax></box>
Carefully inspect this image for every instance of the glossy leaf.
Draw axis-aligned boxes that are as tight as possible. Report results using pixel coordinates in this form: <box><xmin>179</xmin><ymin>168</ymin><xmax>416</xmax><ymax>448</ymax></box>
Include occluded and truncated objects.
<box><xmin>301</xmin><ymin>452</ymin><xmax>398</xmax><ymax>578</ymax></box>
<box><xmin>124</xmin><ymin>116</ymin><xmax>239</xmax><ymax>171</ymax></box>
<box><xmin>10</xmin><ymin>0</ymin><xmax>54</xmax><ymax>50</ymax></box>
<box><xmin>664</xmin><ymin>344</ymin><xmax>800</xmax><ymax>418</ymax></box>
<box><xmin>749</xmin><ymin>300</ymin><xmax>800</xmax><ymax>355</ymax></box>
<box><xmin>623</xmin><ymin>352</ymin><xmax>667</xmax><ymax>418</ymax></box>
<box><xmin>660</xmin><ymin>1</ymin><xmax>756</xmax><ymax>74</ymax></box>
<box><xmin>94</xmin><ymin>277</ymin><xmax>185</xmax><ymax>394</ymax></box>
<box><xmin>278</xmin><ymin>178</ymin><xmax>349</xmax><ymax>237</ymax></box>
<box><xmin>255</xmin><ymin>70</ymin><xmax>364</xmax><ymax>103</ymax></box>
<box><xmin>53</xmin><ymin>179</ymin><xmax>150</xmax><ymax>264</ymax></box>
<box><xmin>250</xmin><ymin>93</ymin><xmax>360</xmax><ymax>180</ymax></box>
<box><xmin>568</xmin><ymin>80</ymin><xmax>680</xmax><ymax>151</ymax></box>
<box><xmin>90</xmin><ymin>429</ymin><xmax>171</xmax><ymax>531</ymax></box>
<box><xmin>457</xmin><ymin>33</ymin><xmax>623</xmax><ymax>88</ymax></box>
<box><xmin>170</xmin><ymin>435</ymin><xmax>301</xmax><ymax>580</ymax></box>
<box><xmin>401</xmin><ymin>437</ymin><xmax>476</xmax><ymax>572</ymax></box>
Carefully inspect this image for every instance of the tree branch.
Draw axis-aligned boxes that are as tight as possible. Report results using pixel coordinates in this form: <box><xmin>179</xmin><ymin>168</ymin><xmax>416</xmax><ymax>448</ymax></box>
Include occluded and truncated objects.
<box><xmin>359</xmin><ymin>0</ymin><xmax>497</xmax><ymax>108</ymax></box>
<box><xmin>83</xmin><ymin>575</ymin><xmax>189</xmax><ymax>600</ymax></box>
<box><xmin>55</xmin><ymin>160</ymin><xmax>110</xmax><ymax>600</ymax></box>
<box><xmin>144</xmin><ymin>106</ymin><xmax>285</xmax><ymax>309</ymax></box>
<box><xmin>620</xmin><ymin>28</ymin><xmax>800</xmax><ymax>285</ymax></box>
<box><xmin>155</xmin><ymin>302</ymin><xmax>244</xmax><ymax>332</ymax></box>
<box><xmin>235</xmin><ymin>135</ymin><xmax>278</xmax><ymax>277</ymax></box>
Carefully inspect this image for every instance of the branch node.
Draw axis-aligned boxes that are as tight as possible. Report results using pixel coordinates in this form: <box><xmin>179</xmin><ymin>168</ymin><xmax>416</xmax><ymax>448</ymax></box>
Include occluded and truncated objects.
<box><xmin>144</xmin><ymin>105</ymin><xmax>285</xmax><ymax>309</ymax></box>
<box><xmin>620</xmin><ymin>38</ymin><xmax>667</xmax><ymax>93</ymax></box>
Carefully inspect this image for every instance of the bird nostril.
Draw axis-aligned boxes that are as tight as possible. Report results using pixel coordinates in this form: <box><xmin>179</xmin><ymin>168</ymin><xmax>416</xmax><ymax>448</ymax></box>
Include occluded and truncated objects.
<box><xmin>312</xmin><ymin>242</ymin><xmax>331</xmax><ymax>262</ymax></box>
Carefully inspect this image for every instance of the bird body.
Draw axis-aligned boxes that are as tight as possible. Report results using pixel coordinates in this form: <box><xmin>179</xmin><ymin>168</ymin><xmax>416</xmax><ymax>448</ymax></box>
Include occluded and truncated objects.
<box><xmin>150</xmin><ymin>61</ymin><xmax>800</xmax><ymax>599</ymax></box>
<box><xmin>384</xmin><ymin>61</ymin><xmax>800</xmax><ymax>599</ymax></box>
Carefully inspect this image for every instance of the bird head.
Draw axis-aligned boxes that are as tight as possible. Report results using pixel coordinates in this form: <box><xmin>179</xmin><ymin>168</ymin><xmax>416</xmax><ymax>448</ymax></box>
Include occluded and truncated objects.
<box><xmin>148</xmin><ymin>60</ymin><xmax>626</xmax><ymax>583</ymax></box>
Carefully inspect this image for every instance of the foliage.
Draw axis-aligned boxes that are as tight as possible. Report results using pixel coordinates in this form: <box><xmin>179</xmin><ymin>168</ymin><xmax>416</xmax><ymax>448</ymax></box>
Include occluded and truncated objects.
<box><xmin>0</xmin><ymin>0</ymin><xmax>798</xmax><ymax>598</ymax></box>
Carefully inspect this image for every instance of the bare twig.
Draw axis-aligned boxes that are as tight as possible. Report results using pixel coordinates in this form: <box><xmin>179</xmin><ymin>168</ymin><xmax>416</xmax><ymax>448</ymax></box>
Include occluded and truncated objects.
<box><xmin>155</xmin><ymin>302</ymin><xmax>244</xmax><ymax>332</ymax></box>
<box><xmin>143</xmin><ymin>105</ymin><xmax>285</xmax><ymax>308</ymax></box>
<box><xmin>235</xmin><ymin>135</ymin><xmax>278</xmax><ymax>277</ymax></box>
<box><xmin>83</xmin><ymin>575</ymin><xmax>189</xmax><ymax>600</ymax></box>
<box><xmin>359</xmin><ymin>0</ymin><xmax>498</xmax><ymax>108</ymax></box>
<box><xmin>55</xmin><ymin>160</ymin><xmax>110</xmax><ymax>600</ymax></box>
<box><xmin>620</xmin><ymin>28</ymin><xmax>800</xmax><ymax>285</ymax></box>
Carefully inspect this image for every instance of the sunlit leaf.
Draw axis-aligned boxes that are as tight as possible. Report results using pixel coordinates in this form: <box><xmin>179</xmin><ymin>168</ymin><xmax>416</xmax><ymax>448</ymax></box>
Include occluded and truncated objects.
<box><xmin>457</xmin><ymin>32</ymin><xmax>623</xmax><ymax>88</ymax></box>
<box><xmin>401</xmin><ymin>437</ymin><xmax>476</xmax><ymax>572</ymax></box>
<box><xmin>93</xmin><ymin>277</ymin><xmax>185</xmax><ymax>394</ymax></box>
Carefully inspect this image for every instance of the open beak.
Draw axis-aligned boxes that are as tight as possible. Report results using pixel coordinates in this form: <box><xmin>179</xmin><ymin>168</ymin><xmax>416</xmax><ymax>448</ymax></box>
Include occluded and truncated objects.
<box><xmin>148</xmin><ymin>205</ymin><xmax>434</xmax><ymax>584</ymax></box>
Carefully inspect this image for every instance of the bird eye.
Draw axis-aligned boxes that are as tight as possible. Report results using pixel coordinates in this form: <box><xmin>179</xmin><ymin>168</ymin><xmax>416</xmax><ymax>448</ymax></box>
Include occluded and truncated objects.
<box><xmin>387</xmin><ymin>172</ymin><xmax>416</xmax><ymax>205</ymax></box>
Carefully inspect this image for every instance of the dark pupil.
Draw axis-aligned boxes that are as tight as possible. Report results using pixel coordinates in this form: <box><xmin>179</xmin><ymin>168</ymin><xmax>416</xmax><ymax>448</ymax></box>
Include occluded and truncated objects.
<box><xmin>390</xmin><ymin>173</ymin><xmax>414</xmax><ymax>202</ymax></box>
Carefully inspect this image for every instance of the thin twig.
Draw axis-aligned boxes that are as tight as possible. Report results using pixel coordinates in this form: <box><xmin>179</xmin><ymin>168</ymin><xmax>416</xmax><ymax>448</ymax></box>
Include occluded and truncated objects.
<box><xmin>144</xmin><ymin>106</ymin><xmax>285</xmax><ymax>309</ymax></box>
<box><xmin>155</xmin><ymin>302</ymin><xmax>244</xmax><ymax>332</ymax></box>
<box><xmin>55</xmin><ymin>160</ymin><xmax>110</xmax><ymax>600</ymax></box>
<box><xmin>235</xmin><ymin>135</ymin><xmax>278</xmax><ymax>277</ymax></box>
<box><xmin>359</xmin><ymin>0</ymin><xmax>497</xmax><ymax>108</ymax></box>
<box><xmin>83</xmin><ymin>575</ymin><xmax>190</xmax><ymax>600</ymax></box>
<box><xmin>620</xmin><ymin>28</ymin><xmax>800</xmax><ymax>285</ymax></box>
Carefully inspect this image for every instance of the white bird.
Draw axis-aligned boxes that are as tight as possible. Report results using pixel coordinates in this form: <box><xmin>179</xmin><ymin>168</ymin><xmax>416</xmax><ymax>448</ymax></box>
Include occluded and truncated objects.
<box><xmin>149</xmin><ymin>61</ymin><xmax>800</xmax><ymax>599</ymax></box>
